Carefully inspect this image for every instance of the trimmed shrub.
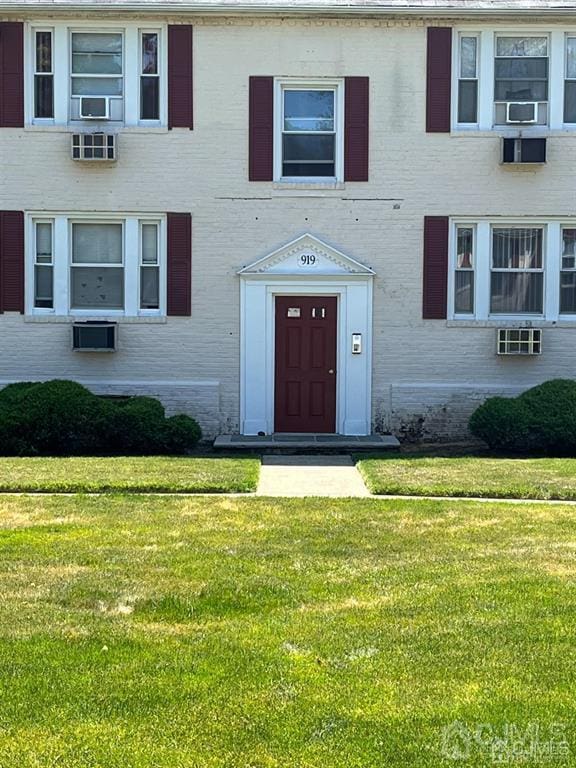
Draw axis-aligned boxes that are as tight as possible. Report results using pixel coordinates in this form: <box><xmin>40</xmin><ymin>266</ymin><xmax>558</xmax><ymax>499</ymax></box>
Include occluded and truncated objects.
<box><xmin>0</xmin><ymin>380</ymin><xmax>201</xmax><ymax>456</ymax></box>
<box><xmin>469</xmin><ymin>379</ymin><xmax>576</xmax><ymax>454</ymax></box>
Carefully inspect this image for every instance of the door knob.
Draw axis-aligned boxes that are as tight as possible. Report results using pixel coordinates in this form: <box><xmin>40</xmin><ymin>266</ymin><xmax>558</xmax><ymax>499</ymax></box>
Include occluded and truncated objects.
<box><xmin>328</xmin><ymin>369</ymin><xmax>334</xmax><ymax>374</ymax></box>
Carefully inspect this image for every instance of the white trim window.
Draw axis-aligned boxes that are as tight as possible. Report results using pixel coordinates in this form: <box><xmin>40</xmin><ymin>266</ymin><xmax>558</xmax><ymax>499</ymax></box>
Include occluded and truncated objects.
<box><xmin>27</xmin><ymin>22</ymin><xmax>165</xmax><ymax>127</ymax></box>
<box><xmin>33</xmin><ymin>220</ymin><xmax>54</xmax><ymax>309</ymax></box>
<box><xmin>274</xmin><ymin>80</ymin><xmax>344</xmax><ymax>182</ymax></box>
<box><xmin>449</xmin><ymin>220</ymin><xmax>576</xmax><ymax>321</ymax></box>
<box><xmin>33</xmin><ymin>29</ymin><xmax>53</xmax><ymax>119</ymax></box>
<box><xmin>457</xmin><ymin>35</ymin><xmax>479</xmax><ymax>125</ymax></box>
<box><xmin>490</xmin><ymin>227</ymin><xmax>544</xmax><ymax>314</ymax></box>
<box><xmin>564</xmin><ymin>36</ymin><xmax>576</xmax><ymax>123</ymax></box>
<box><xmin>27</xmin><ymin>214</ymin><xmax>166</xmax><ymax>317</ymax></box>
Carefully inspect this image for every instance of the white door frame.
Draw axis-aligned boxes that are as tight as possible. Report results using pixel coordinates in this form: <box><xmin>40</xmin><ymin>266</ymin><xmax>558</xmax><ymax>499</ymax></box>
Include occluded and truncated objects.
<box><xmin>238</xmin><ymin>234</ymin><xmax>374</xmax><ymax>436</ymax></box>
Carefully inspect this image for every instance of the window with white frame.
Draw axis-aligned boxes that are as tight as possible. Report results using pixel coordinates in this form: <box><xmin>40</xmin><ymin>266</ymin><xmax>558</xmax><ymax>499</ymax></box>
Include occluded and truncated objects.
<box><xmin>34</xmin><ymin>30</ymin><xmax>53</xmax><ymax>119</ymax></box>
<box><xmin>28</xmin><ymin>215</ymin><xmax>165</xmax><ymax>316</ymax></box>
<box><xmin>494</xmin><ymin>36</ymin><xmax>549</xmax><ymax>126</ymax></box>
<box><xmin>449</xmin><ymin>220</ymin><xmax>576</xmax><ymax>321</ymax></box>
<box><xmin>490</xmin><ymin>227</ymin><xmax>544</xmax><ymax>314</ymax></box>
<box><xmin>29</xmin><ymin>23</ymin><xmax>164</xmax><ymax>126</ymax></box>
<box><xmin>457</xmin><ymin>36</ymin><xmax>479</xmax><ymax>124</ymax></box>
<box><xmin>276</xmin><ymin>81</ymin><xmax>342</xmax><ymax>181</ymax></box>
<box><xmin>564</xmin><ymin>36</ymin><xmax>576</xmax><ymax>123</ymax></box>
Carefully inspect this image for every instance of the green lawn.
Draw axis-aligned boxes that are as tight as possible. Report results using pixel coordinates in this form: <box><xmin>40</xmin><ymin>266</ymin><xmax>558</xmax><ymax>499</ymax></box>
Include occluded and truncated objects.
<box><xmin>0</xmin><ymin>456</ymin><xmax>260</xmax><ymax>493</ymax></box>
<box><xmin>358</xmin><ymin>454</ymin><xmax>576</xmax><ymax>500</ymax></box>
<box><xmin>0</xmin><ymin>494</ymin><xmax>574</xmax><ymax>767</ymax></box>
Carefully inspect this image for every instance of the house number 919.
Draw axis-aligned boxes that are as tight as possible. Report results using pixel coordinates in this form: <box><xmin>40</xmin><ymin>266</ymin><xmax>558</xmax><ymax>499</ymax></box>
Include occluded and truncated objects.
<box><xmin>299</xmin><ymin>254</ymin><xmax>317</xmax><ymax>267</ymax></box>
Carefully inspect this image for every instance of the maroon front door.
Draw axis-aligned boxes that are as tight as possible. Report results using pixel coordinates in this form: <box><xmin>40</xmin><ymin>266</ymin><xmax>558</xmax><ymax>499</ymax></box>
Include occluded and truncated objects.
<box><xmin>274</xmin><ymin>296</ymin><xmax>337</xmax><ymax>433</ymax></box>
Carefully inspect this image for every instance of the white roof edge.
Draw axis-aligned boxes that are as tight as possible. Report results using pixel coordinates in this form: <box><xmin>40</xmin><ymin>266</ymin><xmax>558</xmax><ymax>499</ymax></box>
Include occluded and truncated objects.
<box><xmin>3</xmin><ymin>2</ymin><xmax>576</xmax><ymax>16</ymax></box>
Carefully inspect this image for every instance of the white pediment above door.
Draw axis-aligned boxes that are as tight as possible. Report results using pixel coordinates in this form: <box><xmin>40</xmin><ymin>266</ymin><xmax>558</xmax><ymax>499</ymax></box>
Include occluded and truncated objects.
<box><xmin>238</xmin><ymin>233</ymin><xmax>375</xmax><ymax>277</ymax></box>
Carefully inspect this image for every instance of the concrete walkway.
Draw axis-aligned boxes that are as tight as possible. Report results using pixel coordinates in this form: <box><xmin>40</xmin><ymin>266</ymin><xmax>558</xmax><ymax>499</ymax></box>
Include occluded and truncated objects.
<box><xmin>256</xmin><ymin>454</ymin><xmax>370</xmax><ymax>497</ymax></box>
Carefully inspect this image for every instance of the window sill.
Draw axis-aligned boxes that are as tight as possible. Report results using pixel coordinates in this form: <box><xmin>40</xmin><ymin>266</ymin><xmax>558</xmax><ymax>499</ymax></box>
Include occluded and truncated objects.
<box><xmin>24</xmin><ymin>315</ymin><xmax>167</xmax><ymax>324</ymax></box>
<box><xmin>273</xmin><ymin>181</ymin><xmax>345</xmax><ymax>192</ymax></box>
<box><xmin>447</xmin><ymin>318</ymin><xmax>576</xmax><ymax>328</ymax></box>
<box><xmin>25</xmin><ymin>124</ymin><xmax>168</xmax><ymax>134</ymax></box>
<box><xmin>451</xmin><ymin>128</ymin><xmax>576</xmax><ymax>138</ymax></box>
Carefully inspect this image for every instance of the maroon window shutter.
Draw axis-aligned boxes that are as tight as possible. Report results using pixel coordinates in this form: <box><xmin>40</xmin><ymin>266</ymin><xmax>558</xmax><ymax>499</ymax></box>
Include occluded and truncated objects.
<box><xmin>0</xmin><ymin>22</ymin><xmax>24</xmax><ymax>128</ymax></box>
<box><xmin>168</xmin><ymin>25</ymin><xmax>193</xmax><ymax>129</ymax></box>
<box><xmin>426</xmin><ymin>27</ymin><xmax>452</xmax><ymax>133</ymax></box>
<box><xmin>249</xmin><ymin>76</ymin><xmax>273</xmax><ymax>181</ymax></box>
<box><xmin>167</xmin><ymin>213</ymin><xmax>192</xmax><ymax>316</ymax></box>
<box><xmin>423</xmin><ymin>216</ymin><xmax>449</xmax><ymax>319</ymax></box>
<box><xmin>344</xmin><ymin>77</ymin><xmax>369</xmax><ymax>182</ymax></box>
<box><xmin>0</xmin><ymin>211</ymin><xmax>25</xmax><ymax>313</ymax></box>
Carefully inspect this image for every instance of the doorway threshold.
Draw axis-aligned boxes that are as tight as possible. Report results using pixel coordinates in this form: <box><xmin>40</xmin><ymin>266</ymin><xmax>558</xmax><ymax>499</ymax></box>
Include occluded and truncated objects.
<box><xmin>214</xmin><ymin>433</ymin><xmax>400</xmax><ymax>451</ymax></box>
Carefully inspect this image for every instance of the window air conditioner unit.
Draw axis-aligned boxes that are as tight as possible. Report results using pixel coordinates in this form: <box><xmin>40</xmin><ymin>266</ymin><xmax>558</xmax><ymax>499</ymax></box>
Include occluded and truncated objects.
<box><xmin>72</xmin><ymin>322</ymin><xmax>117</xmax><ymax>352</ymax></box>
<box><xmin>79</xmin><ymin>96</ymin><xmax>110</xmax><ymax>120</ymax></box>
<box><xmin>506</xmin><ymin>101</ymin><xmax>538</xmax><ymax>124</ymax></box>
<box><xmin>501</xmin><ymin>137</ymin><xmax>546</xmax><ymax>165</ymax></box>
<box><xmin>72</xmin><ymin>132</ymin><xmax>117</xmax><ymax>162</ymax></box>
<box><xmin>497</xmin><ymin>328</ymin><xmax>542</xmax><ymax>356</ymax></box>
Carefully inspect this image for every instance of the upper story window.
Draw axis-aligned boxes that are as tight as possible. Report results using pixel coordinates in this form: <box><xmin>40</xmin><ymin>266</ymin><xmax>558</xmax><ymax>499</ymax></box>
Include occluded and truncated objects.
<box><xmin>453</xmin><ymin>30</ymin><xmax>576</xmax><ymax>130</ymax></box>
<box><xmin>70</xmin><ymin>33</ymin><xmax>124</xmax><ymax>121</ymax></box>
<box><xmin>494</xmin><ymin>36</ymin><xmax>549</xmax><ymax>126</ymax></box>
<box><xmin>29</xmin><ymin>23</ymin><xmax>165</xmax><ymax>127</ymax></box>
<box><xmin>275</xmin><ymin>80</ymin><xmax>343</xmax><ymax>182</ymax></box>
<box><xmin>28</xmin><ymin>215</ymin><xmax>165</xmax><ymax>316</ymax></box>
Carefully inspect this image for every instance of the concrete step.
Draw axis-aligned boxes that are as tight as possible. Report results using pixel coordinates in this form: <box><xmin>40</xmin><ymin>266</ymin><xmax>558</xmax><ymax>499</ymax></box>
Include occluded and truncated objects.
<box><xmin>213</xmin><ymin>433</ymin><xmax>400</xmax><ymax>452</ymax></box>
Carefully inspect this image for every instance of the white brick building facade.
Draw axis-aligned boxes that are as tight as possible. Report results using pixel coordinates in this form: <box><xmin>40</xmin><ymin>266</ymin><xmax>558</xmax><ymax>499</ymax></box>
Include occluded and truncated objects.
<box><xmin>1</xmin><ymin>0</ymin><xmax>575</xmax><ymax>440</ymax></box>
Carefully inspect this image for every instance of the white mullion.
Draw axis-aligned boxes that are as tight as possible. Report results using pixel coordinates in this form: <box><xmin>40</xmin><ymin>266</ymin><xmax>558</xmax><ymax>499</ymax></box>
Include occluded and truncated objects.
<box><xmin>53</xmin><ymin>216</ymin><xmax>69</xmax><ymax>315</ymax></box>
<box><xmin>124</xmin><ymin>26</ymin><xmax>138</xmax><ymax>126</ymax></box>
<box><xmin>124</xmin><ymin>218</ymin><xmax>139</xmax><ymax>315</ymax></box>
<box><xmin>478</xmin><ymin>30</ymin><xmax>494</xmax><ymax>131</ymax></box>
<box><xmin>546</xmin><ymin>222</ymin><xmax>561</xmax><ymax>320</ymax></box>
<box><xmin>550</xmin><ymin>30</ymin><xmax>565</xmax><ymax>129</ymax></box>
<box><xmin>475</xmin><ymin>221</ymin><xmax>491</xmax><ymax>319</ymax></box>
<box><xmin>53</xmin><ymin>24</ymin><xmax>68</xmax><ymax>125</ymax></box>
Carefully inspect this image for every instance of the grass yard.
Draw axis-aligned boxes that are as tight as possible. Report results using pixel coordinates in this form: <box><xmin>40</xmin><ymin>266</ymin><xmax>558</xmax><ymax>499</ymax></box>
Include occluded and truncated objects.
<box><xmin>0</xmin><ymin>494</ymin><xmax>574</xmax><ymax>767</ymax></box>
<box><xmin>0</xmin><ymin>456</ymin><xmax>260</xmax><ymax>493</ymax></box>
<box><xmin>358</xmin><ymin>454</ymin><xmax>576</xmax><ymax>501</ymax></box>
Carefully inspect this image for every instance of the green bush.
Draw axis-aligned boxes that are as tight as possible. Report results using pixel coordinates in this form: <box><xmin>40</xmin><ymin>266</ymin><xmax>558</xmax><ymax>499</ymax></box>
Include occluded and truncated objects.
<box><xmin>469</xmin><ymin>379</ymin><xmax>576</xmax><ymax>454</ymax></box>
<box><xmin>0</xmin><ymin>380</ymin><xmax>202</xmax><ymax>456</ymax></box>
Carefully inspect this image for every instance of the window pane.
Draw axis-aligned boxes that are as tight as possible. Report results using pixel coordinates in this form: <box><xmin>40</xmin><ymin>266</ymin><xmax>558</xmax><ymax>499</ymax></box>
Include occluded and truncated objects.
<box><xmin>141</xmin><ymin>224</ymin><xmax>158</xmax><ymax>264</ymax></box>
<box><xmin>455</xmin><ymin>271</ymin><xmax>474</xmax><ymax>314</ymax></box>
<box><xmin>457</xmin><ymin>228</ymin><xmax>474</xmax><ymax>268</ymax></box>
<box><xmin>36</xmin><ymin>31</ymin><xmax>51</xmax><ymax>72</ymax></box>
<box><xmin>282</xmin><ymin>162</ymin><xmax>336</xmax><ymax>177</ymax></box>
<box><xmin>36</xmin><ymin>223</ymin><xmax>52</xmax><ymax>262</ymax></box>
<box><xmin>72</xmin><ymin>33</ymin><xmax>122</xmax><ymax>54</ymax></box>
<box><xmin>492</xmin><ymin>229</ymin><xmax>543</xmax><ymax>269</ymax></box>
<box><xmin>458</xmin><ymin>80</ymin><xmax>478</xmax><ymax>123</ymax></box>
<box><xmin>495</xmin><ymin>58</ymin><xmax>548</xmax><ymax>79</ymax></box>
<box><xmin>490</xmin><ymin>272</ymin><xmax>543</xmax><ymax>313</ymax></box>
<box><xmin>284</xmin><ymin>90</ymin><xmax>334</xmax><ymax>131</ymax></box>
<box><xmin>562</xmin><ymin>229</ymin><xmax>576</xmax><ymax>269</ymax></box>
<box><xmin>34</xmin><ymin>75</ymin><xmax>53</xmax><ymax>118</ymax></box>
<box><xmin>71</xmin><ymin>77</ymin><xmax>123</xmax><ymax>96</ymax></box>
<box><xmin>567</xmin><ymin>37</ymin><xmax>576</xmax><ymax>78</ymax></box>
<box><xmin>141</xmin><ymin>267</ymin><xmax>159</xmax><ymax>309</ymax></box>
<box><xmin>283</xmin><ymin>134</ymin><xmax>335</xmax><ymax>162</ymax></box>
<box><xmin>142</xmin><ymin>33</ymin><xmax>158</xmax><ymax>74</ymax></box>
<box><xmin>71</xmin><ymin>267</ymin><xmax>124</xmax><ymax>309</ymax></box>
<box><xmin>496</xmin><ymin>37</ymin><xmax>548</xmax><ymax>57</ymax></box>
<box><xmin>560</xmin><ymin>272</ymin><xmax>576</xmax><ymax>313</ymax></box>
<box><xmin>72</xmin><ymin>223</ymin><xmax>123</xmax><ymax>264</ymax></box>
<box><xmin>34</xmin><ymin>265</ymin><xmax>53</xmax><ymax>308</ymax></box>
<box><xmin>564</xmin><ymin>81</ymin><xmax>576</xmax><ymax>122</ymax></box>
<box><xmin>72</xmin><ymin>53</ymin><xmax>122</xmax><ymax>75</ymax></box>
<box><xmin>140</xmin><ymin>77</ymin><xmax>159</xmax><ymax>120</ymax></box>
<box><xmin>494</xmin><ymin>79</ymin><xmax>548</xmax><ymax>102</ymax></box>
<box><xmin>460</xmin><ymin>37</ymin><xmax>477</xmax><ymax>78</ymax></box>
